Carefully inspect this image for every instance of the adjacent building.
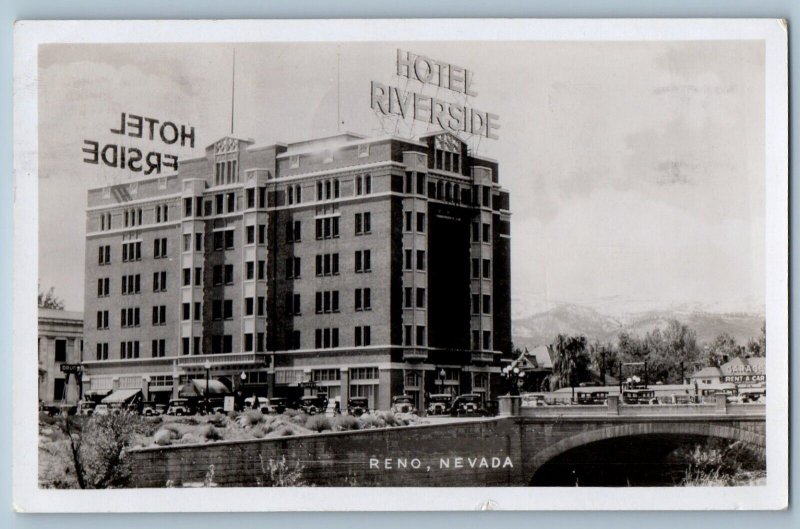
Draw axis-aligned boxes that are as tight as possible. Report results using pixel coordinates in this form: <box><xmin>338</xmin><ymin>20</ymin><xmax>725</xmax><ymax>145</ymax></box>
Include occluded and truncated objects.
<box><xmin>81</xmin><ymin>131</ymin><xmax>512</xmax><ymax>411</ymax></box>
<box><xmin>38</xmin><ymin>308</ymin><xmax>84</xmax><ymax>406</ymax></box>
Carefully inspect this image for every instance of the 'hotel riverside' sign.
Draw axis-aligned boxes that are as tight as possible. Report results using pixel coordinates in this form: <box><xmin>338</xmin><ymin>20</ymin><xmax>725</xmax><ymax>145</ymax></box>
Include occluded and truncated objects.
<box><xmin>371</xmin><ymin>49</ymin><xmax>500</xmax><ymax>140</ymax></box>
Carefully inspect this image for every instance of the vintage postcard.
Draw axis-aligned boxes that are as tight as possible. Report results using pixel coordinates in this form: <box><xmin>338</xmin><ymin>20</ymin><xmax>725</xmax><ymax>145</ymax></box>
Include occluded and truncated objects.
<box><xmin>12</xmin><ymin>19</ymin><xmax>788</xmax><ymax>511</ymax></box>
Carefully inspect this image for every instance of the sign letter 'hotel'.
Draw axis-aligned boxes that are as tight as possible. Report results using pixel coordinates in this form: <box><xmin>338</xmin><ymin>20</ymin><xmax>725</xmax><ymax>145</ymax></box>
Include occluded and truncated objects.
<box><xmin>82</xmin><ymin>131</ymin><xmax>511</xmax><ymax>411</ymax></box>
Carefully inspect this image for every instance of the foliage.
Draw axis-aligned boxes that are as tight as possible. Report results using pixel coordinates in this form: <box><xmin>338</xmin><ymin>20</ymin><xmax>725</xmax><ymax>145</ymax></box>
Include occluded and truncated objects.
<box><xmin>38</xmin><ymin>285</ymin><xmax>65</xmax><ymax>310</ymax></box>
<box><xmin>237</xmin><ymin>409</ymin><xmax>264</xmax><ymax>428</ymax></box>
<box><xmin>256</xmin><ymin>455</ymin><xmax>306</xmax><ymax>487</ymax></box>
<box><xmin>588</xmin><ymin>341</ymin><xmax>618</xmax><ymax>384</ymax></box>
<box><xmin>304</xmin><ymin>414</ymin><xmax>333</xmax><ymax>432</ymax></box>
<box><xmin>674</xmin><ymin>439</ymin><xmax>765</xmax><ymax>486</ymax></box>
<box><xmin>547</xmin><ymin>334</ymin><xmax>591</xmax><ymax>391</ymax></box>
<box><xmin>746</xmin><ymin>323</ymin><xmax>766</xmax><ymax>357</ymax></box>
<box><xmin>333</xmin><ymin>414</ymin><xmax>361</xmax><ymax>431</ymax></box>
<box><xmin>616</xmin><ymin>319</ymin><xmax>701</xmax><ymax>384</ymax></box>
<box><xmin>705</xmin><ymin>333</ymin><xmax>744</xmax><ymax>367</ymax></box>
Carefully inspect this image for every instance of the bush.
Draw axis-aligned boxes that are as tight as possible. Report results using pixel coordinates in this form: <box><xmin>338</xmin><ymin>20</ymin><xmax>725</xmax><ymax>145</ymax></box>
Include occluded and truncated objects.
<box><xmin>379</xmin><ymin>412</ymin><xmax>399</xmax><ymax>427</ymax></box>
<box><xmin>334</xmin><ymin>414</ymin><xmax>360</xmax><ymax>431</ymax></box>
<box><xmin>201</xmin><ymin>424</ymin><xmax>223</xmax><ymax>441</ymax></box>
<box><xmin>305</xmin><ymin>415</ymin><xmax>332</xmax><ymax>432</ymax></box>
<box><xmin>237</xmin><ymin>409</ymin><xmax>264</xmax><ymax>428</ymax></box>
<box><xmin>251</xmin><ymin>424</ymin><xmax>267</xmax><ymax>438</ymax></box>
<box><xmin>358</xmin><ymin>413</ymin><xmax>385</xmax><ymax>429</ymax></box>
<box><xmin>279</xmin><ymin>426</ymin><xmax>295</xmax><ymax>437</ymax></box>
<box><xmin>153</xmin><ymin>429</ymin><xmax>175</xmax><ymax>446</ymax></box>
<box><xmin>208</xmin><ymin>413</ymin><xmax>227</xmax><ymax>427</ymax></box>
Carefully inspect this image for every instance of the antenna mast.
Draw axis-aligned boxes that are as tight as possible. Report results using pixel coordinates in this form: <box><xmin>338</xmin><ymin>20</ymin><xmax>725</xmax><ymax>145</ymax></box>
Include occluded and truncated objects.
<box><xmin>230</xmin><ymin>48</ymin><xmax>236</xmax><ymax>135</ymax></box>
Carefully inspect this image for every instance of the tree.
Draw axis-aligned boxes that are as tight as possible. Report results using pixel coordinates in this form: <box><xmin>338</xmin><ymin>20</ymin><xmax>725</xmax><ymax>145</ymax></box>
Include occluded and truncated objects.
<box><xmin>706</xmin><ymin>333</ymin><xmax>743</xmax><ymax>366</ymax></box>
<box><xmin>38</xmin><ymin>285</ymin><xmax>65</xmax><ymax>310</ymax></box>
<box><xmin>547</xmin><ymin>334</ymin><xmax>591</xmax><ymax>391</ymax></box>
<box><xmin>616</xmin><ymin>320</ymin><xmax>701</xmax><ymax>384</ymax></box>
<box><xmin>589</xmin><ymin>341</ymin><xmax>618</xmax><ymax>385</ymax></box>
<box><xmin>746</xmin><ymin>323</ymin><xmax>766</xmax><ymax>357</ymax></box>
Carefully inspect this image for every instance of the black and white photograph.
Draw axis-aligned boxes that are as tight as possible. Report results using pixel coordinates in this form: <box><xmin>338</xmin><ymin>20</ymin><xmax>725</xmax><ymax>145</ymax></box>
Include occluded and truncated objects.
<box><xmin>12</xmin><ymin>19</ymin><xmax>788</xmax><ymax>511</ymax></box>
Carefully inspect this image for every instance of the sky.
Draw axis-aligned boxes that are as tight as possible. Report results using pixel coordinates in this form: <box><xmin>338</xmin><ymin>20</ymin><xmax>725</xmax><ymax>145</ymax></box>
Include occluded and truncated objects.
<box><xmin>37</xmin><ymin>41</ymin><xmax>765</xmax><ymax>316</ymax></box>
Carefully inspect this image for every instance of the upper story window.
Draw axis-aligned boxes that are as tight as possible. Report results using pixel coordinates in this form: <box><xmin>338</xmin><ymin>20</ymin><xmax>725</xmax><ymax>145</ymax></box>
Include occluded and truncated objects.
<box><xmin>355</xmin><ymin>174</ymin><xmax>372</xmax><ymax>196</ymax></box>
<box><xmin>434</xmin><ymin>134</ymin><xmax>462</xmax><ymax>173</ymax></box>
<box><xmin>155</xmin><ymin>204</ymin><xmax>169</xmax><ymax>223</ymax></box>
<box><xmin>99</xmin><ymin>212</ymin><xmax>112</xmax><ymax>231</ymax></box>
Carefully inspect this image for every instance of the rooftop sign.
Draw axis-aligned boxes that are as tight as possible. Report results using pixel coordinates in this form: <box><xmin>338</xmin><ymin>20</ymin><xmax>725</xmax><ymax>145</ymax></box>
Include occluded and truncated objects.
<box><xmin>371</xmin><ymin>49</ymin><xmax>500</xmax><ymax>140</ymax></box>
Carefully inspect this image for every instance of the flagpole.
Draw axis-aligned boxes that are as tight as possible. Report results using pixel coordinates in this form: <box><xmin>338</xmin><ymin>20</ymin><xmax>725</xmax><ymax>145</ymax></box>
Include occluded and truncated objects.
<box><xmin>231</xmin><ymin>48</ymin><xmax>236</xmax><ymax>135</ymax></box>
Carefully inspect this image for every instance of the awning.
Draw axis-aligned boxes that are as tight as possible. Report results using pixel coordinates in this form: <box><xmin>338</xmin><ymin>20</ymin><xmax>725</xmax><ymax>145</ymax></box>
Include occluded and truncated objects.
<box><xmin>102</xmin><ymin>389</ymin><xmax>142</xmax><ymax>404</ymax></box>
<box><xmin>84</xmin><ymin>389</ymin><xmax>112</xmax><ymax>397</ymax></box>
<box><xmin>179</xmin><ymin>379</ymin><xmax>230</xmax><ymax>397</ymax></box>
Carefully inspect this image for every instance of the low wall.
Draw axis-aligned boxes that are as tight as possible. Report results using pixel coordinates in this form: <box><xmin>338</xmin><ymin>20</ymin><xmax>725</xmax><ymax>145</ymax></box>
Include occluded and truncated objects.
<box><xmin>128</xmin><ymin>418</ymin><xmax>525</xmax><ymax>488</ymax></box>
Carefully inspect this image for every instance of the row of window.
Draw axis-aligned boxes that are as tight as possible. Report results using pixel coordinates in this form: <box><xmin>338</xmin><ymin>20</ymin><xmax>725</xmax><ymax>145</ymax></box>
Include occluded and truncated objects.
<box><xmin>472</xmin><ymin>222</ymin><xmax>492</xmax><ymax>243</ymax></box>
<box><xmin>471</xmin><ymin>294</ymin><xmax>493</xmax><ymax>315</ymax></box>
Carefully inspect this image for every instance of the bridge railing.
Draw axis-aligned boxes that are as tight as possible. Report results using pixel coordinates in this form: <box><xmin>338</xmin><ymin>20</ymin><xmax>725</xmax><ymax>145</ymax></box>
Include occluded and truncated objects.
<box><xmin>510</xmin><ymin>395</ymin><xmax>765</xmax><ymax>418</ymax></box>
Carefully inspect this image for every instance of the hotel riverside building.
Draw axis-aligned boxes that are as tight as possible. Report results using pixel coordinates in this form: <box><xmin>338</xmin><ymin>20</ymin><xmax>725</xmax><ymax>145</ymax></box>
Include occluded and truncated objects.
<box><xmin>81</xmin><ymin>131</ymin><xmax>511</xmax><ymax>411</ymax></box>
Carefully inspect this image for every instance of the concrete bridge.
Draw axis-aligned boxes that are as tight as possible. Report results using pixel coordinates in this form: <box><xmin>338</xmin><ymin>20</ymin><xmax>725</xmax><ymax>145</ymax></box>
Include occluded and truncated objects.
<box><xmin>127</xmin><ymin>397</ymin><xmax>765</xmax><ymax>487</ymax></box>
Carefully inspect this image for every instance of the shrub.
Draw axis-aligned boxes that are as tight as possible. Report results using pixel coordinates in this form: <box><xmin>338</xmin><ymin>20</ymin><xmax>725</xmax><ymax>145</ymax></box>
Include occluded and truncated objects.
<box><xmin>279</xmin><ymin>426</ymin><xmax>295</xmax><ymax>437</ymax></box>
<box><xmin>237</xmin><ymin>409</ymin><xmax>264</xmax><ymax>428</ymax></box>
<box><xmin>201</xmin><ymin>424</ymin><xmax>223</xmax><ymax>441</ymax></box>
<box><xmin>305</xmin><ymin>415</ymin><xmax>332</xmax><ymax>432</ymax></box>
<box><xmin>251</xmin><ymin>424</ymin><xmax>267</xmax><ymax>438</ymax></box>
<box><xmin>334</xmin><ymin>414</ymin><xmax>360</xmax><ymax>431</ymax></box>
<box><xmin>153</xmin><ymin>429</ymin><xmax>175</xmax><ymax>446</ymax></box>
<box><xmin>208</xmin><ymin>413</ymin><xmax>227</xmax><ymax>427</ymax></box>
<box><xmin>379</xmin><ymin>412</ymin><xmax>399</xmax><ymax>427</ymax></box>
<box><xmin>358</xmin><ymin>413</ymin><xmax>385</xmax><ymax>429</ymax></box>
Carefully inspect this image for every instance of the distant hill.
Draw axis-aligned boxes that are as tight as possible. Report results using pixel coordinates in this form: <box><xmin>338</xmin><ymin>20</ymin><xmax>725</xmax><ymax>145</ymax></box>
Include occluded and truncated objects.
<box><xmin>512</xmin><ymin>303</ymin><xmax>764</xmax><ymax>351</ymax></box>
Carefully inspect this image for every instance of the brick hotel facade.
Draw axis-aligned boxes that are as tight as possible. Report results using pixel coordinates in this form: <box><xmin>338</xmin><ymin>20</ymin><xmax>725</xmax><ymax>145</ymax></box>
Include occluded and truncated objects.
<box><xmin>81</xmin><ymin>132</ymin><xmax>511</xmax><ymax>411</ymax></box>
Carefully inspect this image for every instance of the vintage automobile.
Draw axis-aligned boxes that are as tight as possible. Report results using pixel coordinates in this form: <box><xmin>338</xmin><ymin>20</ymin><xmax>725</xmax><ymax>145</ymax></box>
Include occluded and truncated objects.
<box><xmin>77</xmin><ymin>400</ymin><xmax>96</xmax><ymax>416</ymax></box>
<box><xmin>298</xmin><ymin>395</ymin><xmax>329</xmax><ymax>415</ymax></box>
<box><xmin>391</xmin><ymin>395</ymin><xmax>416</xmax><ymax>414</ymax></box>
<box><xmin>269</xmin><ymin>397</ymin><xmax>288</xmax><ymax>414</ymax></box>
<box><xmin>140</xmin><ymin>401</ymin><xmax>163</xmax><ymax>416</ymax></box>
<box><xmin>738</xmin><ymin>388</ymin><xmax>766</xmax><ymax>403</ymax></box>
<box><xmin>450</xmin><ymin>394</ymin><xmax>486</xmax><ymax>417</ymax></box>
<box><xmin>576</xmin><ymin>390</ymin><xmax>609</xmax><ymax>405</ymax></box>
<box><xmin>520</xmin><ymin>393</ymin><xmax>547</xmax><ymax>407</ymax></box>
<box><xmin>347</xmin><ymin>397</ymin><xmax>369</xmax><ymax>416</ymax></box>
<box><xmin>166</xmin><ymin>398</ymin><xmax>192</xmax><ymax>416</ymax></box>
<box><xmin>93</xmin><ymin>403</ymin><xmax>110</xmax><ymax>416</ymax></box>
<box><xmin>426</xmin><ymin>393</ymin><xmax>452</xmax><ymax>416</ymax></box>
<box><xmin>621</xmin><ymin>389</ymin><xmax>657</xmax><ymax>405</ymax></box>
<box><xmin>244</xmin><ymin>396</ymin><xmax>274</xmax><ymax>414</ymax></box>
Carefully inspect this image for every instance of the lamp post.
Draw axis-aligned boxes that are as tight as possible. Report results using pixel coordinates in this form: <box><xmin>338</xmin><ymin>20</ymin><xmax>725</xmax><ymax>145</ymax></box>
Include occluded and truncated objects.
<box><xmin>239</xmin><ymin>371</ymin><xmax>247</xmax><ymax>410</ymax></box>
<box><xmin>439</xmin><ymin>368</ymin><xmax>446</xmax><ymax>395</ymax></box>
<box><xmin>203</xmin><ymin>360</ymin><xmax>211</xmax><ymax>414</ymax></box>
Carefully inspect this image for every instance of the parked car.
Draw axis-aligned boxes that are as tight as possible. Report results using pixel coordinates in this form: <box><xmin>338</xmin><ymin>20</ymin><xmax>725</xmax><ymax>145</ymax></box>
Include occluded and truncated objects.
<box><xmin>520</xmin><ymin>393</ymin><xmax>547</xmax><ymax>407</ymax></box>
<box><xmin>450</xmin><ymin>394</ymin><xmax>487</xmax><ymax>417</ymax></box>
<box><xmin>426</xmin><ymin>393</ymin><xmax>452</xmax><ymax>416</ymax></box>
<box><xmin>269</xmin><ymin>398</ymin><xmax>288</xmax><ymax>414</ymax></box>
<box><xmin>166</xmin><ymin>398</ymin><xmax>192</xmax><ymax>416</ymax></box>
<box><xmin>298</xmin><ymin>395</ymin><xmax>328</xmax><ymax>415</ymax></box>
<box><xmin>391</xmin><ymin>395</ymin><xmax>416</xmax><ymax>414</ymax></box>
<box><xmin>347</xmin><ymin>397</ymin><xmax>369</xmax><ymax>416</ymax></box>
<box><xmin>140</xmin><ymin>401</ymin><xmax>163</xmax><ymax>416</ymax></box>
<box><xmin>244</xmin><ymin>396</ymin><xmax>274</xmax><ymax>414</ymax></box>
<box><xmin>77</xmin><ymin>400</ymin><xmax>96</xmax><ymax>416</ymax></box>
<box><xmin>93</xmin><ymin>403</ymin><xmax>110</xmax><ymax>416</ymax></box>
<box><xmin>576</xmin><ymin>390</ymin><xmax>608</xmax><ymax>405</ymax></box>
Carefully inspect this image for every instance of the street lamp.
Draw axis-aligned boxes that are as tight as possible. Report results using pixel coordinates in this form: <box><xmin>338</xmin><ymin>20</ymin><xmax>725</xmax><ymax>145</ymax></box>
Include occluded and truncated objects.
<box><xmin>439</xmin><ymin>368</ymin><xmax>446</xmax><ymax>395</ymax></box>
<box><xmin>203</xmin><ymin>360</ymin><xmax>211</xmax><ymax>414</ymax></box>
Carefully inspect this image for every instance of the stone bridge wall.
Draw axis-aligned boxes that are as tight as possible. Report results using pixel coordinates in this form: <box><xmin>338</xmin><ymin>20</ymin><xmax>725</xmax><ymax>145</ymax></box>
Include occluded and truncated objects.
<box><xmin>127</xmin><ymin>414</ymin><xmax>765</xmax><ymax>488</ymax></box>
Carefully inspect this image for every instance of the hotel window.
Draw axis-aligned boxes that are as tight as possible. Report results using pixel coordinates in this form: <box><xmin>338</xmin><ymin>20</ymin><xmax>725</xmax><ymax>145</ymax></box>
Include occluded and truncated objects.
<box><xmin>121</xmin><ymin>341</ymin><xmax>140</xmax><ymax>359</ymax></box>
<box><xmin>483</xmin><ymin>331</ymin><xmax>491</xmax><ymax>350</ymax></box>
<box><xmin>404</xmin><ymin>249</ymin><xmax>412</xmax><ymax>270</ymax></box>
<box><xmin>356</xmin><ymin>174</ymin><xmax>372</xmax><ymax>195</ymax></box>
<box><xmin>286</xmin><ymin>186</ymin><xmax>294</xmax><ymax>205</ymax></box>
<box><xmin>416</xmin><ymin>250</ymin><xmax>426</xmax><ymax>271</ymax></box>
<box><xmin>416</xmin><ymin>325</ymin><xmax>426</xmax><ymax>346</ymax></box>
<box><xmin>482</xmin><ymin>259</ymin><xmax>491</xmax><ymax>279</ymax></box>
<box><xmin>258</xmin><ymin>224</ymin><xmax>266</xmax><ymax>245</ymax></box>
<box><xmin>183</xmin><ymin>303</ymin><xmax>191</xmax><ymax>321</ymax></box>
<box><xmin>224</xmin><ymin>335</ymin><xmax>233</xmax><ymax>353</ymax></box>
<box><xmin>257</xmin><ymin>333</ymin><xmax>265</xmax><ymax>352</ymax></box>
<box><xmin>285</xmin><ymin>257</ymin><xmax>301</xmax><ymax>279</ymax></box>
<box><xmin>247</xmin><ymin>188</ymin><xmax>256</xmax><ymax>209</ymax></box>
<box><xmin>355</xmin><ymin>250</ymin><xmax>371</xmax><ymax>273</ymax></box>
<box><xmin>294</xmin><ymin>185</ymin><xmax>302</xmax><ymax>204</ymax></box>
<box><xmin>416</xmin><ymin>287</ymin><xmax>425</xmax><ymax>308</ymax></box>
<box><xmin>183</xmin><ymin>234</ymin><xmax>191</xmax><ymax>252</ymax></box>
<box><xmin>194</xmin><ymin>267</ymin><xmax>202</xmax><ymax>287</ymax></box>
<box><xmin>355</xmin><ymin>288</ymin><xmax>371</xmax><ymax>311</ymax></box>
<box><xmin>246</xmin><ymin>261</ymin><xmax>255</xmax><ymax>280</ymax></box>
<box><xmin>290</xmin><ymin>155</ymin><xmax>300</xmax><ymax>168</ymax></box>
<box><xmin>155</xmin><ymin>204</ymin><xmax>169</xmax><ymax>223</ymax></box>
<box><xmin>325</xmin><ymin>180</ymin><xmax>332</xmax><ymax>200</ymax></box>
<box><xmin>97</xmin><ymin>245</ymin><xmax>111</xmax><ymax>265</ymax></box>
<box><xmin>445</xmin><ymin>182</ymin><xmax>452</xmax><ymax>201</ymax></box>
<box><xmin>483</xmin><ymin>295</ymin><xmax>492</xmax><ymax>314</ymax></box>
<box><xmin>227</xmin><ymin>192</ymin><xmax>236</xmax><ymax>213</ymax></box>
<box><xmin>152</xmin><ymin>305</ymin><xmax>167</xmax><ymax>326</ymax></box>
<box><xmin>246</xmin><ymin>225</ymin><xmax>255</xmax><ymax>244</ymax></box>
<box><xmin>96</xmin><ymin>310</ymin><xmax>109</xmax><ymax>330</ymax></box>
<box><xmin>358</xmin><ymin>144</ymin><xmax>369</xmax><ymax>158</ymax></box>
<box><xmin>404</xmin><ymin>211</ymin><xmax>412</xmax><ymax>232</ymax></box>
<box><xmin>290</xmin><ymin>330</ymin><xmax>301</xmax><ymax>350</ymax></box>
<box><xmin>211</xmin><ymin>300</ymin><xmax>222</xmax><ymax>320</ymax></box>
<box><xmin>315</xmin><ymin>290</ymin><xmax>339</xmax><ymax>314</ymax></box>
<box><xmin>183</xmin><ymin>268</ymin><xmax>191</xmax><ymax>286</ymax></box>
<box><xmin>224</xmin><ymin>300</ymin><xmax>233</xmax><ymax>320</ymax></box>
<box><xmin>416</xmin><ymin>173</ymin><xmax>426</xmax><ymax>195</ymax></box>
<box><xmin>97</xmin><ymin>277</ymin><xmax>110</xmax><ymax>297</ymax></box>
<box><xmin>317</xmin><ymin>181</ymin><xmax>324</xmax><ymax>200</ymax></box>
<box><xmin>355</xmin><ymin>212</ymin><xmax>371</xmax><ymax>235</ymax></box>
<box><xmin>195</xmin><ymin>233</ymin><xmax>203</xmax><ymax>252</ymax></box>
<box><xmin>151</xmin><ymin>339</ymin><xmax>166</xmax><ymax>358</ymax></box>
<box><xmin>284</xmin><ymin>293</ymin><xmax>300</xmax><ymax>316</ymax></box>
<box><xmin>405</xmin><ymin>172</ymin><xmax>413</xmax><ymax>193</ymax></box>
<box><xmin>122</xmin><ymin>274</ymin><xmax>141</xmax><ymax>295</ymax></box>
<box><xmin>193</xmin><ymin>302</ymin><xmax>201</xmax><ymax>321</ymax></box>
<box><xmin>482</xmin><ymin>223</ymin><xmax>491</xmax><ymax>243</ymax></box>
<box><xmin>96</xmin><ymin>343</ymin><xmax>109</xmax><ymax>361</ymax></box>
<box><xmin>286</xmin><ymin>220</ymin><xmax>301</xmax><ymax>243</ymax></box>
<box><xmin>244</xmin><ymin>333</ymin><xmax>254</xmax><ymax>352</ymax></box>
<box><xmin>183</xmin><ymin>198</ymin><xmax>193</xmax><ymax>217</ymax></box>
<box><xmin>215</xmin><ymin>194</ymin><xmax>224</xmax><ymax>215</ymax></box>
<box><xmin>404</xmin><ymin>325</ymin><xmax>412</xmax><ymax>346</ymax></box>
<box><xmin>315</xmin><ymin>253</ymin><xmax>339</xmax><ymax>276</ymax></box>
<box><xmin>257</xmin><ymin>296</ymin><xmax>265</xmax><ymax>317</ymax></box>
<box><xmin>225</xmin><ymin>230</ymin><xmax>234</xmax><ymax>250</ymax></box>
<box><xmin>416</xmin><ymin>212</ymin><xmax>425</xmax><ymax>233</ymax></box>
<box><xmin>258</xmin><ymin>261</ymin><xmax>265</xmax><ymax>280</ymax></box>
<box><xmin>122</xmin><ymin>241</ymin><xmax>141</xmax><ymax>262</ymax></box>
<box><xmin>472</xmin><ymin>222</ymin><xmax>480</xmax><ymax>242</ymax></box>
<box><xmin>355</xmin><ymin>326</ymin><xmax>371</xmax><ymax>347</ymax></box>
<box><xmin>471</xmin><ymin>258</ymin><xmax>480</xmax><ymax>279</ymax></box>
<box><xmin>436</xmin><ymin>180</ymin><xmax>444</xmax><ymax>200</ymax></box>
<box><xmin>482</xmin><ymin>186</ymin><xmax>491</xmax><ymax>207</ymax></box>
<box><xmin>153</xmin><ymin>238</ymin><xmax>168</xmax><ymax>258</ymax></box>
<box><xmin>120</xmin><ymin>307</ymin><xmax>140</xmax><ymax>328</ymax></box>
<box><xmin>472</xmin><ymin>294</ymin><xmax>481</xmax><ymax>314</ymax></box>
<box><xmin>314</xmin><ymin>328</ymin><xmax>339</xmax><ymax>349</ymax></box>
<box><xmin>404</xmin><ymin>287</ymin><xmax>412</xmax><ymax>308</ymax></box>
<box><xmin>351</xmin><ymin>367</ymin><xmax>378</xmax><ymax>380</ymax></box>
<box><xmin>153</xmin><ymin>271</ymin><xmax>167</xmax><ymax>292</ymax></box>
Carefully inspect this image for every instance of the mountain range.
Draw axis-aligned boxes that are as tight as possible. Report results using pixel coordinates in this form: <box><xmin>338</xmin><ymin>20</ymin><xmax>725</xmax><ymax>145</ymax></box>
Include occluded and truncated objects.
<box><xmin>511</xmin><ymin>303</ymin><xmax>765</xmax><ymax>351</ymax></box>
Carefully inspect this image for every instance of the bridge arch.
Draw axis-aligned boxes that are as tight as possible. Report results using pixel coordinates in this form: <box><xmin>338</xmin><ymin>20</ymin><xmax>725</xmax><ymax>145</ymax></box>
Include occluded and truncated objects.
<box><xmin>528</xmin><ymin>421</ymin><xmax>765</xmax><ymax>478</ymax></box>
